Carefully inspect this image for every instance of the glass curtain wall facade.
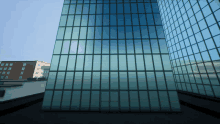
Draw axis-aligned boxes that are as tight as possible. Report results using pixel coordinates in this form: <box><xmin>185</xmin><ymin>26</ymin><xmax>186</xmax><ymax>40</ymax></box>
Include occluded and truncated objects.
<box><xmin>42</xmin><ymin>0</ymin><xmax>181</xmax><ymax>112</ymax></box>
<box><xmin>158</xmin><ymin>0</ymin><xmax>220</xmax><ymax>98</ymax></box>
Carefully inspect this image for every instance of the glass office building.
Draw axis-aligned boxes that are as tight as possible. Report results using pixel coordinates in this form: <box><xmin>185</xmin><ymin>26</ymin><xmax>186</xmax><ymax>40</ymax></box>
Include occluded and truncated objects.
<box><xmin>158</xmin><ymin>0</ymin><xmax>220</xmax><ymax>98</ymax></box>
<box><xmin>42</xmin><ymin>0</ymin><xmax>219</xmax><ymax>112</ymax></box>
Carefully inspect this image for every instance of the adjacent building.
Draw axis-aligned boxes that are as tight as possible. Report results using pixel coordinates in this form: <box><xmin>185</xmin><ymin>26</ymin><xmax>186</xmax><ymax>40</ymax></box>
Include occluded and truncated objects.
<box><xmin>42</xmin><ymin>0</ymin><xmax>183</xmax><ymax>112</ymax></box>
<box><xmin>0</xmin><ymin>61</ymin><xmax>50</xmax><ymax>80</ymax></box>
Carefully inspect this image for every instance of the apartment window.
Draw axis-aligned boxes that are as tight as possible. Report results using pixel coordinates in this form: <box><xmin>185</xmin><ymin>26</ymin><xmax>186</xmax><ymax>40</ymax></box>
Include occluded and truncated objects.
<box><xmin>22</xmin><ymin>67</ymin><xmax>25</xmax><ymax>70</ymax></box>
<box><xmin>8</xmin><ymin>67</ymin><xmax>12</xmax><ymax>70</ymax></box>
<box><xmin>23</xmin><ymin>63</ymin><xmax>26</xmax><ymax>66</ymax></box>
<box><xmin>20</xmin><ymin>72</ymin><xmax>24</xmax><ymax>75</ymax></box>
<box><xmin>5</xmin><ymin>76</ymin><xmax>8</xmax><ymax>79</ymax></box>
<box><xmin>19</xmin><ymin>76</ymin><xmax>22</xmax><ymax>79</ymax></box>
<box><xmin>1</xmin><ymin>63</ymin><xmax>4</xmax><ymax>66</ymax></box>
<box><xmin>2</xmin><ymin>71</ymin><xmax>5</xmax><ymax>74</ymax></box>
<box><xmin>36</xmin><ymin>72</ymin><xmax>38</xmax><ymax>74</ymax></box>
<box><xmin>4</xmin><ymin>67</ymin><xmax>7</xmax><ymax>70</ymax></box>
<box><xmin>0</xmin><ymin>67</ymin><xmax>2</xmax><ymax>70</ymax></box>
<box><xmin>38</xmin><ymin>64</ymin><xmax>40</xmax><ymax>66</ymax></box>
<box><xmin>1</xmin><ymin>76</ymin><xmax>4</xmax><ymax>79</ymax></box>
<box><xmin>5</xmin><ymin>63</ymin><xmax>9</xmax><ymax>66</ymax></box>
<box><xmin>9</xmin><ymin>63</ymin><xmax>13</xmax><ymax>66</ymax></box>
<box><xmin>7</xmin><ymin>71</ymin><xmax>10</xmax><ymax>75</ymax></box>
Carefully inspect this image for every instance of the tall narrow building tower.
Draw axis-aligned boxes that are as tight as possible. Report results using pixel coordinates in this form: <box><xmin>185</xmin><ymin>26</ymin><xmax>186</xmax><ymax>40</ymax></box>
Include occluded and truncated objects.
<box><xmin>42</xmin><ymin>0</ymin><xmax>182</xmax><ymax>112</ymax></box>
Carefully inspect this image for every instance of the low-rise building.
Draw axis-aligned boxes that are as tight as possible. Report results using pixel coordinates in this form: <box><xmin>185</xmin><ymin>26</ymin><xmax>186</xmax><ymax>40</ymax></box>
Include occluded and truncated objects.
<box><xmin>0</xmin><ymin>61</ymin><xmax>50</xmax><ymax>80</ymax></box>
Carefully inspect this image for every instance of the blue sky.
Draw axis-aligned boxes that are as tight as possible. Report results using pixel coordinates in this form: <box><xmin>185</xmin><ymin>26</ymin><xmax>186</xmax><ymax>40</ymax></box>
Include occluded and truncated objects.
<box><xmin>0</xmin><ymin>0</ymin><xmax>63</xmax><ymax>63</ymax></box>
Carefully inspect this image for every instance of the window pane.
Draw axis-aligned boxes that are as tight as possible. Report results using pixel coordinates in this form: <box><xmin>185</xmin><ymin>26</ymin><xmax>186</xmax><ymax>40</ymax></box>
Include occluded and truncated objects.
<box><xmin>104</xmin><ymin>4</ymin><xmax>109</xmax><ymax>14</ymax></box>
<box><xmin>156</xmin><ymin>26</ymin><xmax>165</xmax><ymax>38</ymax></box>
<box><xmin>165</xmin><ymin>72</ymin><xmax>176</xmax><ymax>90</ymax></box>
<box><xmin>75</xmin><ymin>55</ymin><xmax>84</xmax><ymax>70</ymax></box>
<box><xmin>86</xmin><ymin>40</ymin><xmax>94</xmax><ymax>54</ymax></box>
<box><xmin>132</xmin><ymin>14</ymin><xmax>139</xmax><ymax>25</ymax></box>
<box><xmin>151</xmin><ymin>40</ymin><xmax>159</xmax><ymax>53</ymax></box>
<box><xmin>127</xmin><ymin>55</ymin><xmax>136</xmax><ymax>70</ymax></box>
<box><xmin>134</xmin><ymin>40</ymin><xmax>143</xmax><ymax>53</ymax></box>
<box><xmin>74</xmin><ymin>15</ymin><xmax>81</xmax><ymax>26</ymax></box>
<box><xmin>94</xmin><ymin>40</ymin><xmax>101</xmax><ymax>54</ymax></box>
<box><xmin>117</xmin><ymin>4</ymin><xmax>123</xmax><ymax>13</ymax></box>
<box><xmin>124</xmin><ymin>3</ymin><xmax>130</xmax><ymax>13</ymax></box>
<box><xmin>51</xmin><ymin>91</ymin><xmax>62</xmax><ymax>110</ymax></box>
<box><xmin>93</xmin><ymin>55</ymin><xmax>101</xmax><ymax>70</ymax></box>
<box><xmin>153</xmin><ymin>55</ymin><xmax>162</xmax><ymax>70</ymax></box>
<box><xmin>101</xmin><ymin>91</ymin><xmax>109</xmax><ymax>111</ymax></box>
<box><xmin>102</xmin><ymin>40</ymin><xmax>109</xmax><ymax>54</ymax></box>
<box><xmin>110</xmin><ymin>4</ymin><xmax>116</xmax><ymax>13</ymax></box>
<box><xmin>67</xmin><ymin>55</ymin><xmax>76</xmax><ymax>71</ymax></box>
<box><xmin>139</xmin><ymin>14</ymin><xmax>147</xmax><ymax>25</ymax></box>
<box><xmin>46</xmin><ymin>72</ymin><xmax>57</xmax><ymax>89</ymax></box>
<box><xmin>91</xmin><ymin>91</ymin><xmax>100</xmax><ymax>111</ymax></box>
<box><xmin>71</xmin><ymin>91</ymin><xmax>81</xmax><ymax>110</ymax></box>
<box><xmin>76</xmin><ymin>4</ymin><xmax>82</xmax><ymax>14</ymax></box>
<box><xmin>64</xmin><ymin>27</ymin><xmax>72</xmax><ymax>39</ymax></box>
<box><xmin>61</xmin><ymin>40</ymin><xmax>70</xmax><ymax>54</ymax></box>
<box><xmin>62</xmin><ymin>5</ymin><xmax>69</xmax><ymax>14</ymax></box>
<box><xmin>87</xmin><ymin>27</ymin><xmax>94</xmax><ymax>39</ymax></box>
<box><xmin>53</xmin><ymin>41</ymin><xmax>62</xmax><ymax>54</ymax></box>
<box><xmin>103</xmin><ymin>15</ymin><xmax>110</xmax><ymax>26</ymax></box>
<box><xmin>55</xmin><ymin>72</ymin><xmax>65</xmax><ymax>89</ymax></box>
<box><xmin>137</xmin><ymin>72</ymin><xmax>147</xmax><ymax>90</ymax></box>
<box><xmin>149</xmin><ymin>26</ymin><xmax>157</xmax><ymax>38</ymax></box>
<box><xmin>159</xmin><ymin>39</ymin><xmax>168</xmax><ymax>53</ymax></box>
<box><xmin>119</xmin><ymin>55</ymin><xmax>127</xmax><ymax>70</ymax></box>
<box><xmin>131</xmin><ymin>3</ymin><xmax>138</xmax><ymax>13</ymax></box>
<box><xmin>59</xmin><ymin>15</ymin><xmax>67</xmax><ymax>26</ymax></box>
<box><xmin>118</xmin><ymin>27</ymin><xmax>125</xmax><ymax>39</ymax></box>
<box><xmin>144</xmin><ymin>55</ymin><xmax>153</xmax><ymax>70</ymax></box>
<box><xmin>42</xmin><ymin>91</ymin><xmax>53</xmax><ymax>110</ymax></box>
<box><xmin>90</xmin><ymin>4</ymin><xmax>96</xmax><ymax>14</ymax></box>
<box><xmin>83</xmin><ymin>4</ymin><xmax>89</xmax><ymax>14</ymax></box>
<box><xmin>126</xmin><ymin>40</ymin><xmax>134</xmax><ymax>53</ymax></box>
<box><xmin>101</xmin><ymin>72</ymin><xmax>109</xmax><ymax>90</ymax></box>
<box><xmin>70</xmin><ymin>40</ymin><xmax>78</xmax><ymax>54</ymax></box>
<box><xmin>110</xmin><ymin>27</ymin><xmax>117</xmax><ymax>39</ymax></box>
<box><xmin>120</xmin><ymin>91</ymin><xmax>129</xmax><ymax>112</ymax></box>
<box><xmin>72</xmin><ymin>27</ymin><xmax>80</xmax><ymax>39</ymax></box>
<box><xmin>81</xmin><ymin>91</ymin><xmax>90</xmax><ymax>111</ymax></box>
<box><xmin>118</xmin><ymin>15</ymin><xmax>124</xmax><ymax>25</ymax></box>
<box><xmin>73</xmin><ymin>72</ymin><xmax>83</xmax><ymax>90</ymax></box>
<box><xmin>50</xmin><ymin>55</ymin><xmax>60</xmax><ymax>71</ymax></box>
<box><xmin>96</xmin><ymin>15</ymin><xmax>102</xmax><ymax>26</ymax></box>
<box><xmin>147</xmin><ymin>72</ymin><xmax>157</xmax><ymax>90</ymax></box>
<box><xmin>103</xmin><ymin>27</ymin><xmax>109</xmax><ymax>39</ymax></box>
<box><xmin>79</xmin><ymin>27</ymin><xmax>87</xmax><ymax>39</ymax></box>
<box><xmin>77</xmin><ymin>40</ymin><xmax>86</xmax><ymax>54</ymax></box>
<box><xmin>96</xmin><ymin>4</ymin><xmax>103</xmax><ymax>14</ymax></box>
<box><xmin>84</xmin><ymin>55</ymin><xmax>93</xmax><ymax>71</ymax></box>
<box><xmin>102</xmin><ymin>55</ymin><xmax>109</xmax><ymax>70</ymax></box>
<box><xmin>69</xmin><ymin>5</ymin><xmax>75</xmax><ymax>14</ymax></box>
<box><xmin>130</xmin><ymin>91</ymin><xmax>139</xmax><ymax>112</ymax></box>
<box><xmin>110</xmin><ymin>40</ymin><xmax>117</xmax><ymax>54</ymax></box>
<box><xmin>88</xmin><ymin>15</ymin><xmax>95</xmax><ymax>26</ymax></box>
<box><xmin>136</xmin><ymin>55</ymin><xmax>145</xmax><ymax>70</ymax></box>
<box><xmin>92</xmin><ymin>72</ymin><xmax>100</xmax><ymax>90</ymax></box>
<box><xmin>119</xmin><ymin>72</ymin><xmax>128</xmax><ymax>90</ymax></box>
<box><xmin>156</xmin><ymin>72</ymin><xmax>167</xmax><ymax>90</ymax></box>
<box><xmin>141</xmin><ymin>26</ymin><xmax>149</xmax><ymax>38</ymax></box>
<box><xmin>162</xmin><ymin>55</ymin><xmax>172</xmax><ymax>70</ymax></box>
<box><xmin>64</xmin><ymin>72</ymin><xmax>74</xmax><ymax>89</ymax></box>
<box><xmin>149</xmin><ymin>91</ymin><xmax>160</xmax><ymax>112</ymax></box>
<box><xmin>110</xmin><ymin>72</ymin><xmax>118</xmax><ymax>90</ymax></box>
<box><xmin>125</xmin><ymin>15</ymin><xmax>132</xmax><ymax>25</ymax></box>
<box><xmin>56</xmin><ymin>27</ymin><xmax>65</xmax><ymax>39</ymax></box>
<box><xmin>145</xmin><ymin>3</ymin><xmax>152</xmax><ymax>13</ymax></box>
<box><xmin>133</xmin><ymin>26</ymin><xmax>141</xmax><ymax>39</ymax></box>
<box><xmin>81</xmin><ymin>15</ymin><xmax>88</xmax><ymax>26</ymax></box>
<box><xmin>118</xmin><ymin>40</ymin><xmax>126</xmax><ymax>54</ymax></box>
<box><xmin>128</xmin><ymin>72</ymin><xmax>137</xmax><ymax>90</ymax></box>
<box><xmin>110</xmin><ymin>55</ymin><xmax>118</xmax><ymax>70</ymax></box>
<box><xmin>58</xmin><ymin>55</ymin><xmax>68</xmax><ymax>71</ymax></box>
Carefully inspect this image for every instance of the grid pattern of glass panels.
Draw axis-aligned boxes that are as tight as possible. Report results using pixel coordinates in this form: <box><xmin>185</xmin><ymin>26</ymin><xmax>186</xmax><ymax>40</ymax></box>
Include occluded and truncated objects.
<box><xmin>42</xmin><ymin>0</ymin><xmax>181</xmax><ymax>112</ymax></box>
<box><xmin>158</xmin><ymin>0</ymin><xmax>220</xmax><ymax>98</ymax></box>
